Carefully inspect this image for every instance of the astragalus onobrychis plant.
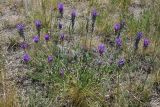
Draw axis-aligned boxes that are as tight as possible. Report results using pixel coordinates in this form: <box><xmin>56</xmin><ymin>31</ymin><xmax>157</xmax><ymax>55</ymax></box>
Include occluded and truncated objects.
<box><xmin>15</xmin><ymin>1</ymin><xmax>159</xmax><ymax>107</ymax></box>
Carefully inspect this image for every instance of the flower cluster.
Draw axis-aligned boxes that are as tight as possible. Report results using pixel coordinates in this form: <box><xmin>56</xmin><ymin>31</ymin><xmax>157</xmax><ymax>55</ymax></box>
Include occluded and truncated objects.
<box><xmin>33</xmin><ymin>35</ymin><xmax>39</xmax><ymax>43</ymax></box>
<box><xmin>115</xmin><ymin>36</ymin><xmax>122</xmax><ymax>47</ymax></box>
<box><xmin>91</xmin><ymin>9</ymin><xmax>97</xmax><ymax>22</ymax></box>
<box><xmin>15</xmin><ymin>4</ymin><xmax>156</xmax><ymax>106</ymax></box>
<box><xmin>114</xmin><ymin>23</ymin><xmax>121</xmax><ymax>35</ymax></box>
<box><xmin>58</xmin><ymin>3</ymin><xmax>64</xmax><ymax>18</ymax></box>
<box><xmin>17</xmin><ymin>23</ymin><xmax>25</xmax><ymax>40</ymax></box>
<box><xmin>44</xmin><ymin>34</ymin><xmax>50</xmax><ymax>41</ymax></box>
<box><xmin>19</xmin><ymin>2</ymin><xmax>152</xmax><ymax>71</ymax></box>
<box><xmin>98</xmin><ymin>44</ymin><xmax>106</xmax><ymax>56</ymax></box>
<box><xmin>23</xmin><ymin>53</ymin><xmax>31</xmax><ymax>63</ymax></box>
<box><xmin>60</xmin><ymin>33</ymin><xmax>65</xmax><ymax>41</ymax></box>
<box><xmin>118</xmin><ymin>58</ymin><xmax>125</xmax><ymax>67</ymax></box>
<box><xmin>71</xmin><ymin>9</ymin><xmax>76</xmax><ymax>29</ymax></box>
<box><xmin>143</xmin><ymin>38</ymin><xmax>150</xmax><ymax>48</ymax></box>
<box><xmin>48</xmin><ymin>56</ymin><xmax>53</xmax><ymax>63</ymax></box>
<box><xmin>34</xmin><ymin>20</ymin><xmax>42</xmax><ymax>36</ymax></box>
<box><xmin>20</xmin><ymin>42</ymin><xmax>28</xmax><ymax>50</ymax></box>
<box><xmin>134</xmin><ymin>32</ymin><xmax>143</xmax><ymax>50</ymax></box>
<box><xmin>91</xmin><ymin>9</ymin><xmax>97</xmax><ymax>32</ymax></box>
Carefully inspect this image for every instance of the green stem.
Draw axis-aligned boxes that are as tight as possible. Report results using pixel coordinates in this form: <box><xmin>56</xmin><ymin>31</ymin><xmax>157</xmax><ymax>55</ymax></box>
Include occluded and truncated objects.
<box><xmin>117</xmin><ymin>69</ymin><xmax>120</xmax><ymax>105</ymax></box>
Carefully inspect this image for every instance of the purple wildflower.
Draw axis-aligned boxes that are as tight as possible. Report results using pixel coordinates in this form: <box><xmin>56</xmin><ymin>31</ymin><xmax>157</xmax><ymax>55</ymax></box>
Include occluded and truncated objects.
<box><xmin>115</xmin><ymin>36</ymin><xmax>122</xmax><ymax>47</ymax></box>
<box><xmin>34</xmin><ymin>20</ymin><xmax>41</xmax><ymax>29</ymax></box>
<box><xmin>114</xmin><ymin>23</ymin><xmax>121</xmax><ymax>32</ymax></box>
<box><xmin>33</xmin><ymin>35</ymin><xmax>39</xmax><ymax>43</ymax></box>
<box><xmin>71</xmin><ymin>9</ymin><xmax>76</xmax><ymax>29</ymax></box>
<box><xmin>98</xmin><ymin>44</ymin><xmax>106</xmax><ymax>56</ymax></box>
<box><xmin>71</xmin><ymin>9</ymin><xmax>76</xmax><ymax>18</ymax></box>
<box><xmin>34</xmin><ymin>20</ymin><xmax>42</xmax><ymax>36</ymax></box>
<box><xmin>58</xmin><ymin>3</ymin><xmax>64</xmax><ymax>16</ymax></box>
<box><xmin>58</xmin><ymin>22</ymin><xmax>63</xmax><ymax>30</ymax></box>
<box><xmin>91</xmin><ymin>9</ymin><xmax>97</xmax><ymax>21</ymax></box>
<box><xmin>134</xmin><ymin>32</ymin><xmax>143</xmax><ymax>50</ymax></box>
<box><xmin>16</xmin><ymin>23</ymin><xmax>25</xmax><ymax>38</ymax></box>
<box><xmin>44</xmin><ymin>34</ymin><xmax>50</xmax><ymax>41</ymax></box>
<box><xmin>23</xmin><ymin>53</ymin><xmax>31</xmax><ymax>63</ymax></box>
<box><xmin>118</xmin><ymin>58</ymin><xmax>125</xmax><ymax>67</ymax></box>
<box><xmin>143</xmin><ymin>38</ymin><xmax>150</xmax><ymax>48</ymax></box>
<box><xmin>60</xmin><ymin>33</ymin><xmax>65</xmax><ymax>41</ymax></box>
<box><xmin>59</xmin><ymin>69</ymin><xmax>64</xmax><ymax>77</ymax></box>
<box><xmin>91</xmin><ymin>9</ymin><xmax>97</xmax><ymax>32</ymax></box>
<box><xmin>136</xmin><ymin>32</ymin><xmax>143</xmax><ymax>40</ymax></box>
<box><xmin>48</xmin><ymin>56</ymin><xmax>53</xmax><ymax>63</ymax></box>
<box><xmin>16</xmin><ymin>23</ymin><xmax>24</xmax><ymax>32</ymax></box>
<box><xmin>20</xmin><ymin>42</ymin><xmax>28</xmax><ymax>49</ymax></box>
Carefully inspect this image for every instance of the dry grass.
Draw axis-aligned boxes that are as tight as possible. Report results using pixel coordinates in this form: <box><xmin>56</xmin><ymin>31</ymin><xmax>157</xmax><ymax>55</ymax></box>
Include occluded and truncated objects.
<box><xmin>0</xmin><ymin>45</ymin><xmax>19</xmax><ymax>107</ymax></box>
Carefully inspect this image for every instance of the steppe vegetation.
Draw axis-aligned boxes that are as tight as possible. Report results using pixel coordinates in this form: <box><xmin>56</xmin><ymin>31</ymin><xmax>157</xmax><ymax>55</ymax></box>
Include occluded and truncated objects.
<box><xmin>0</xmin><ymin>0</ymin><xmax>159</xmax><ymax>107</ymax></box>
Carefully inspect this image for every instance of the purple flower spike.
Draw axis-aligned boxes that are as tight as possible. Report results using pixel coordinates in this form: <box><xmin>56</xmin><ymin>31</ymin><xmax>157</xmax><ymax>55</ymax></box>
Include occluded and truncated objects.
<box><xmin>48</xmin><ymin>56</ymin><xmax>53</xmax><ymax>63</ymax></box>
<box><xmin>58</xmin><ymin>3</ymin><xmax>64</xmax><ymax>15</ymax></box>
<box><xmin>134</xmin><ymin>32</ymin><xmax>143</xmax><ymax>50</ymax></box>
<box><xmin>115</xmin><ymin>37</ymin><xmax>122</xmax><ymax>47</ymax></box>
<box><xmin>44</xmin><ymin>34</ymin><xmax>50</xmax><ymax>41</ymax></box>
<box><xmin>137</xmin><ymin>32</ymin><xmax>143</xmax><ymax>40</ymax></box>
<box><xmin>143</xmin><ymin>38</ymin><xmax>150</xmax><ymax>48</ymax></box>
<box><xmin>20</xmin><ymin>42</ymin><xmax>28</xmax><ymax>49</ymax></box>
<box><xmin>34</xmin><ymin>20</ymin><xmax>42</xmax><ymax>36</ymax></box>
<box><xmin>118</xmin><ymin>58</ymin><xmax>125</xmax><ymax>67</ymax></box>
<box><xmin>71</xmin><ymin>9</ymin><xmax>76</xmax><ymax>18</ymax></box>
<box><xmin>71</xmin><ymin>9</ymin><xmax>76</xmax><ymax>29</ymax></box>
<box><xmin>58</xmin><ymin>22</ymin><xmax>63</xmax><ymax>30</ymax></box>
<box><xmin>60</xmin><ymin>69</ymin><xmax>64</xmax><ymax>77</ymax></box>
<box><xmin>33</xmin><ymin>35</ymin><xmax>39</xmax><ymax>43</ymax></box>
<box><xmin>98</xmin><ymin>44</ymin><xmax>106</xmax><ymax>56</ymax></box>
<box><xmin>34</xmin><ymin>20</ymin><xmax>42</xmax><ymax>29</ymax></box>
<box><xmin>114</xmin><ymin>23</ymin><xmax>121</xmax><ymax>32</ymax></box>
<box><xmin>16</xmin><ymin>23</ymin><xmax>25</xmax><ymax>38</ymax></box>
<box><xmin>23</xmin><ymin>53</ymin><xmax>31</xmax><ymax>63</ymax></box>
<box><xmin>91</xmin><ymin>9</ymin><xmax>97</xmax><ymax>32</ymax></box>
<box><xmin>60</xmin><ymin>33</ymin><xmax>65</xmax><ymax>41</ymax></box>
<box><xmin>92</xmin><ymin>9</ymin><xmax>97</xmax><ymax>21</ymax></box>
<box><xmin>16</xmin><ymin>23</ymin><xmax>24</xmax><ymax>32</ymax></box>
